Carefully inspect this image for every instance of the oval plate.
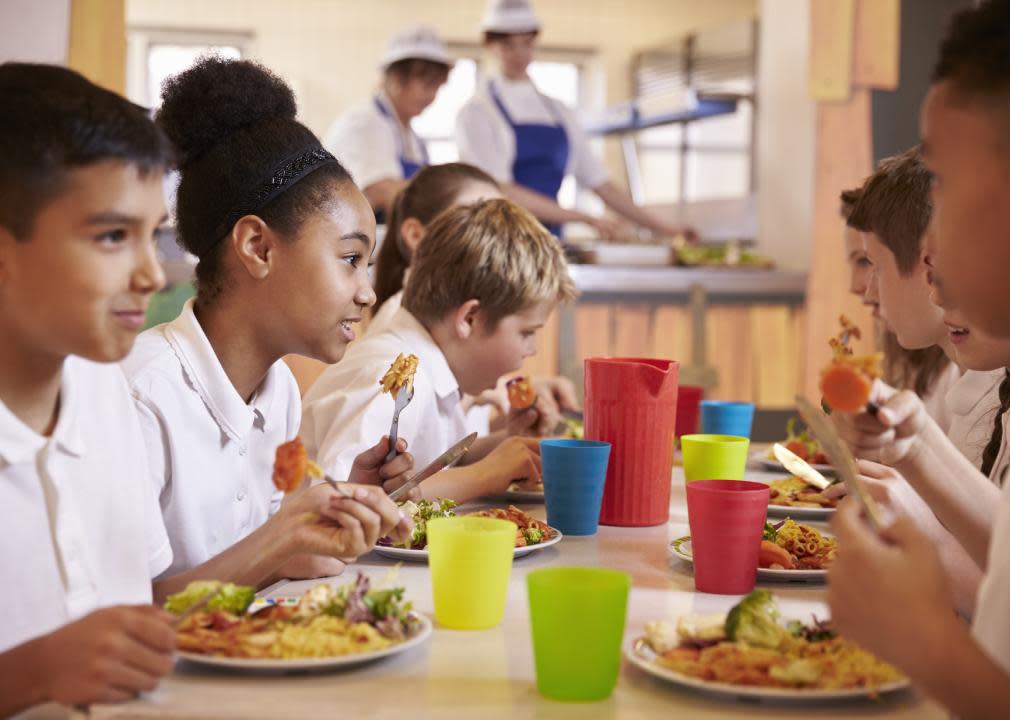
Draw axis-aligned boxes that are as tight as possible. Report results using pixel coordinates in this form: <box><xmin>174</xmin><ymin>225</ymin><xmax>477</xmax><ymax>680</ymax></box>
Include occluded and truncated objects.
<box><xmin>758</xmin><ymin>456</ymin><xmax>836</xmax><ymax>476</ymax></box>
<box><xmin>766</xmin><ymin>503</ymin><xmax>836</xmax><ymax>521</ymax></box>
<box><xmin>373</xmin><ymin>528</ymin><xmax>562</xmax><ymax>563</ymax></box>
<box><xmin>668</xmin><ymin>536</ymin><xmax>827</xmax><ymax>582</ymax></box>
<box><xmin>625</xmin><ymin>636</ymin><xmax>910</xmax><ymax>702</ymax></box>
<box><xmin>176</xmin><ymin>613</ymin><xmax>432</xmax><ymax>672</ymax></box>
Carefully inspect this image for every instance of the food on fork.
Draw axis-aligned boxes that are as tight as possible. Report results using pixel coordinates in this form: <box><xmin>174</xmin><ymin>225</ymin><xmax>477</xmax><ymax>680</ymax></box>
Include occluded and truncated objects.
<box><xmin>271</xmin><ymin>437</ymin><xmax>325</xmax><ymax>494</ymax></box>
<box><xmin>380</xmin><ymin>353</ymin><xmax>419</xmax><ymax>399</ymax></box>
<box><xmin>769</xmin><ymin>418</ymin><xmax>829</xmax><ymax>466</ymax></box>
<box><xmin>819</xmin><ymin>315</ymin><xmax>883</xmax><ymax>413</ymax></box>
<box><xmin>506</xmin><ymin>375</ymin><xmax>537</xmax><ymax>410</ymax></box>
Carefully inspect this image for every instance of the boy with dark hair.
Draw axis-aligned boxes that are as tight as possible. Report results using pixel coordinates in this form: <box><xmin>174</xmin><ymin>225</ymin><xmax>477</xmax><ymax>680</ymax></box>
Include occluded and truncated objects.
<box><xmin>826</xmin><ymin>2</ymin><xmax>1010</xmax><ymax>716</ymax></box>
<box><xmin>0</xmin><ymin>63</ymin><xmax>177</xmax><ymax>715</ymax></box>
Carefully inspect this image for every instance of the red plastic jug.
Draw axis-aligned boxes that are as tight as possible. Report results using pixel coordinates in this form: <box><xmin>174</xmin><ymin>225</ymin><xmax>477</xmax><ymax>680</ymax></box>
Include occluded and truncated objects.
<box><xmin>585</xmin><ymin>357</ymin><xmax>680</xmax><ymax>526</ymax></box>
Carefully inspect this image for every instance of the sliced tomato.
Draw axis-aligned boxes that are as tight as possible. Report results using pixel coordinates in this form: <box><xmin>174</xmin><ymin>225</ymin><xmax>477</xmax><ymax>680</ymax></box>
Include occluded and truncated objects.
<box><xmin>507</xmin><ymin>376</ymin><xmax>537</xmax><ymax>410</ymax></box>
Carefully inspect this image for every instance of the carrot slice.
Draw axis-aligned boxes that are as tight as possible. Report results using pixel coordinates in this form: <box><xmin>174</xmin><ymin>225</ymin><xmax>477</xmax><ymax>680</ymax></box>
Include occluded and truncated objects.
<box><xmin>506</xmin><ymin>376</ymin><xmax>537</xmax><ymax>410</ymax></box>
<box><xmin>273</xmin><ymin>438</ymin><xmax>308</xmax><ymax>494</ymax></box>
<box><xmin>819</xmin><ymin>363</ymin><xmax>873</xmax><ymax>413</ymax></box>
<box><xmin>759</xmin><ymin>540</ymin><xmax>796</xmax><ymax>570</ymax></box>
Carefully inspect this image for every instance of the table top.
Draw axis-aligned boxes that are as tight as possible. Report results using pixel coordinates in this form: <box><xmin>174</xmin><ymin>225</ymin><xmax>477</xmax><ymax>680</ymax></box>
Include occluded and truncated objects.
<box><xmin>92</xmin><ymin>466</ymin><xmax>943</xmax><ymax>720</ymax></box>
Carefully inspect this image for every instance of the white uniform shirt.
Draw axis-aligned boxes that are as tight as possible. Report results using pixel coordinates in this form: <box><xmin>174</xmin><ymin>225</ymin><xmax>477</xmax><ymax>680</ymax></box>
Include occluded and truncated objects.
<box><xmin>367</xmin><ymin>291</ymin><xmax>492</xmax><ymax>437</ymax></box>
<box><xmin>946</xmin><ymin>368</ymin><xmax>1006</xmax><ymax>471</ymax></box>
<box><xmin>121</xmin><ymin>299</ymin><xmax>301</xmax><ymax>578</ymax></box>
<box><xmin>0</xmin><ymin>357</ymin><xmax>172</xmax><ymax>654</ymax></box>
<box><xmin>323</xmin><ymin>91</ymin><xmax>427</xmax><ymax>190</ymax></box>
<box><xmin>921</xmin><ymin>361</ymin><xmax>961</xmax><ymax>435</ymax></box>
<box><xmin>301</xmin><ymin>307</ymin><xmax>469</xmax><ymax>479</ymax></box>
<box><xmin>455</xmin><ymin>76</ymin><xmax>610</xmax><ymax>189</ymax></box>
<box><xmin>972</xmin><ymin>469</ymin><xmax>1010</xmax><ymax>677</ymax></box>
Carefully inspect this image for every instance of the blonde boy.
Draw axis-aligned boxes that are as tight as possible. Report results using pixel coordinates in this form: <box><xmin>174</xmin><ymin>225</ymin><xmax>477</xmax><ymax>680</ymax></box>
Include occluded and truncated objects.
<box><xmin>302</xmin><ymin>198</ymin><xmax>576</xmax><ymax>501</ymax></box>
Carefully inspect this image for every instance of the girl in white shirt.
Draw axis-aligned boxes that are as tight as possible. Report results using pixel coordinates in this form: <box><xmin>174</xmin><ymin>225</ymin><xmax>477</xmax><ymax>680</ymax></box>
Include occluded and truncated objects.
<box><xmin>124</xmin><ymin>57</ymin><xmax>411</xmax><ymax>603</ymax></box>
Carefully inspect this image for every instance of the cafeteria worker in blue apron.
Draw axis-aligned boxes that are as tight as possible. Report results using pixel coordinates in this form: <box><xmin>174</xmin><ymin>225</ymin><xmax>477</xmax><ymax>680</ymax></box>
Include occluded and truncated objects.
<box><xmin>324</xmin><ymin>26</ymin><xmax>451</xmax><ymax>218</ymax></box>
<box><xmin>456</xmin><ymin>0</ymin><xmax>689</xmax><ymax>240</ymax></box>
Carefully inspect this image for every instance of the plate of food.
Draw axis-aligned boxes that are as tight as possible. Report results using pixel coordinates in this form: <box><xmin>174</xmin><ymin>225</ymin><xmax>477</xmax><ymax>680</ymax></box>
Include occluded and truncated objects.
<box><xmin>757</xmin><ymin>419</ymin><xmax>835</xmax><ymax>474</ymax></box>
<box><xmin>501</xmin><ymin>479</ymin><xmax>545</xmax><ymax>503</ymax></box>
<box><xmin>669</xmin><ymin>519</ymin><xmax>836</xmax><ymax>582</ymax></box>
<box><xmin>374</xmin><ymin>499</ymin><xmax>562</xmax><ymax>561</ymax></box>
<box><xmin>169</xmin><ymin>575</ymin><xmax>431</xmax><ymax>671</ymax></box>
<box><xmin>765</xmin><ymin>476</ymin><xmax>838</xmax><ymax>519</ymax></box>
<box><xmin>626</xmin><ymin>590</ymin><xmax>908</xmax><ymax>702</ymax></box>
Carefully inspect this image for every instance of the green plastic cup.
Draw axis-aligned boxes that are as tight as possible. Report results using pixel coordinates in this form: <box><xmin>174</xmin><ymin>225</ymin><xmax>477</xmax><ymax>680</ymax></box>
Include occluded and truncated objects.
<box><xmin>681</xmin><ymin>434</ymin><xmax>750</xmax><ymax>482</ymax></box>
<box><xmin>428</xmin><ymin>516</ymin><xmax>516</xmax><ymax>630</ymax></box>
<box><xmin>526</xmin><ymin>567</ymin><xmax>630</xmax><ymax>701</ymax></box>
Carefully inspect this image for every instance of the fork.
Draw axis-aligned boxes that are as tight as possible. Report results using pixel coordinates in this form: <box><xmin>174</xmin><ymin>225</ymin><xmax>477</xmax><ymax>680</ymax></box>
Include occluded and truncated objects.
<box><xmin>384</xmin><ymin>385</ymin><xmax>415</xmax><ymax>463</ymax></box>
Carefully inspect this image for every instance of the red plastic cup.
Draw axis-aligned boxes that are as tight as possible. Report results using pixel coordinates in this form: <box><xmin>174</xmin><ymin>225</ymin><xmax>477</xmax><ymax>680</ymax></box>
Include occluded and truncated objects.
<box><xmin>585</xmin><ymin>357</ymin><xmax>679</xmax><ymax>527</ymax></box>
<box><xmin>675</xmin><ymin>385</ymin><xmax>703</xmax><ymax>439</ymax></box>
<box><xmin>685</xmin><ymin>480</ymin><xmax>770</xmax><ymax>594</ymax></box>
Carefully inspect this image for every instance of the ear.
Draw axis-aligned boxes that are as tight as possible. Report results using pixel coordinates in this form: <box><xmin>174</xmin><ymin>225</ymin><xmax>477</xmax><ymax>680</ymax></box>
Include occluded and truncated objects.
<box><xmin>450</xmin><ymin>299</ymin><xmax>482</xmax><ymax>340</ymax></box>
<box><xmin>229</xmin><ymin>215</ymin><xmax>274</xmax><ymax>281</ymax></box>
<box><xmin>399</xmin><ymin>217</ymin><xmax>425</xmax><ymax>257</ymax></box>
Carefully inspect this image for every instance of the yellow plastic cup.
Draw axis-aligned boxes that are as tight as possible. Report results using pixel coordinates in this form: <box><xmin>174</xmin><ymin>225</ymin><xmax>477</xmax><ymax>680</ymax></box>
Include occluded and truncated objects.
<box><xmin>427</xmin><ymin>516</ymin><xmax>517</xmax><ymax>630</ymax></box>
<box><xmin>680</xmin><ymin>434</ymin><xmax>750</xmax><ymax>482</ymax></box>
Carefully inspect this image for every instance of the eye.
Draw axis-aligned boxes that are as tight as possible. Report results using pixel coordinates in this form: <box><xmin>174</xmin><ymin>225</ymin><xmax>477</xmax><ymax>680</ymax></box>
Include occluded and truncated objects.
<box><xmin>856</xmin><ymin>257</ymin><xmax>872</xmax><ymax>268</ymax></box>
<box><xmin>343</xmin><ymin>253</ymin><xmax>362</xmax><ymax>268</ymax></box>
<box><xmin>95</xmin><ymin>228</ymin><xmax>127</xmax><ymax>246</ymax></box>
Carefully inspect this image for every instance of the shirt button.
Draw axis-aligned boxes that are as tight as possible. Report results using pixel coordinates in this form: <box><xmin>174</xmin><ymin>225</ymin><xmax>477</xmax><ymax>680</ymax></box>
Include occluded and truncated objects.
<box><xmin>238</xmin><ymin>445</ymin><xmax>248</xmax><ymax>456</ymax></box>
<box><xmin>237</xmin><ymin>487</ymin><xmax>247</xmax><ymax>501</ymax></box>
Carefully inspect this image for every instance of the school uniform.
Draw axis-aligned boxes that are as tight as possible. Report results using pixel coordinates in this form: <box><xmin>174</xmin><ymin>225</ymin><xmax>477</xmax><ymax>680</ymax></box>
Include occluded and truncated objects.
<box><xmin>367</xmin><ymin>291</ymin><xmax>492</xmax><ymax>437</ymax></box>
<box><xmin>0</xmin><ymin>357</ymin><xmax>172</xmax><ymax>655</ymax></box>
<box><xmin>121</xmin><ymin>299</ymin><xmax>301</xmax><ymax>577</ymax></box>
<box><xmin>946</xmin><ymin>368</ymin><xmax>1006</xmax><ymax>471</ymax></box>
<box><xmin>920</xmin><ymin>361</ymin><xmax>961</xmax><ymax>435</ymax></box>
<box><xmin>972</xmin><ymin>462</ymin><xmax>1010</xmax><ymax>677</ymax></box>
<box><xmin>301</xmin><ymin>306</ymin><xmax>470</xmax><ymax>480</ymax></box>
<box><xmin>455</xmin><ymin>76</ymin><xmax>609</xmax><ymax>236</ymax></box>
<box><xmin>324</xmin><ymin>91</ymin><xmax>428</xmax><ymax>192</ymax></box>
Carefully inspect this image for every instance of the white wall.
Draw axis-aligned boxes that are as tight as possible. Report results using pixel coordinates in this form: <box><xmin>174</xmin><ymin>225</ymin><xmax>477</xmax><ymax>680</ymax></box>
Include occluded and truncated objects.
<box><xmin>756</xmin><ymin>0</ymin><xmax>816</xmax><ymax>271</ymax></box>
<box><xmin>0</xmin><ymin>0</ymin><xmax>69</xmax><ymax>64</ymax></box>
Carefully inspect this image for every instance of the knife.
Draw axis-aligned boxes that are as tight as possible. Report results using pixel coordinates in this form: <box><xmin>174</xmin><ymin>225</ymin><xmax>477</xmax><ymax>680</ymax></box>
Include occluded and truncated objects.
<box><xmin>388</xmin><ymin>432</ymin><xmax>478</xmax><ymax>502</ymax></box>
<box><xmin>794</xmin><ymin>396</ymin><xmax>885</xmax><ymax>531</ymax></box>
<box><xmin>772</xmin><ymin>443</ymin><xmax>832</xmax><ymax>491</ymax></box>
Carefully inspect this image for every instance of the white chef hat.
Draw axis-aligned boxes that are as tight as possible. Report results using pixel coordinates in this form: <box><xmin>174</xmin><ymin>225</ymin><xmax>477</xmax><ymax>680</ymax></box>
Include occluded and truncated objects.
<box><xmin>380</xmin><ymin>25</ymin><xmax>452</xmax><ymax>70</ymax></box>
<box><xmin>481</xmin><ymin>0</ymin><xmax>541</xmax><ymax>34</ymax></box>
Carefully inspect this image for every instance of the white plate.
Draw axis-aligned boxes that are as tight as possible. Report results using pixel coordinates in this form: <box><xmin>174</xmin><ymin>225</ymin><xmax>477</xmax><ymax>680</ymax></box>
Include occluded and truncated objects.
<box><xmin>176</xmin><ymin>613</ymin><xmax>432</xmax><ymax>672</ymax></box>
<box><xmin>668</xmin><ymin>536</ymin><xmax>826</xmax><ymax>582</ymax></box>
<box><xmin>625</xmin><ymin>636</ymin><xmax>910</xmax><ymax>702</ymax></box>
<box><xmin>766</xmin><ymin>503</ymin><xmax>836</xmax><ymax>521</ymax></box>
<box><xmin>373</xmin><ymin>529</ymin><xmax>562</xmax><ymax>563</ymax></box>
<box><xmin>757</xmin><ymin>456</ymin><xmax>835</xmax><ymax>475</ymax></box>
<box><xmin>503</xmin><ymin>485</ymin><xmax>545</xmax><ymax>503</ymax></box>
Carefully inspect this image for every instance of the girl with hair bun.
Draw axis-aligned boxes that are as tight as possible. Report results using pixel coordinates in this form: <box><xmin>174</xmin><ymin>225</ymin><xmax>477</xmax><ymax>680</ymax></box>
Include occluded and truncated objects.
<box><xmin>122</xmin><ymin>57</ymin><xmax>413</xmax><ymax>603</ymax></box>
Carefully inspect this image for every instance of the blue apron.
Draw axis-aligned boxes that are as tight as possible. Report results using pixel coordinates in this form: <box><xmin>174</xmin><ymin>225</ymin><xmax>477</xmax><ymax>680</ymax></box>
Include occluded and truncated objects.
<box><xmin>489</xmin><ymin>81</ymin><xmax>570</xmax><ymax>237</ymax></box>
<box><xmin>373</xmin><ymin>96</ymin><xmax>429</xmax><ymax>179</ymax></box>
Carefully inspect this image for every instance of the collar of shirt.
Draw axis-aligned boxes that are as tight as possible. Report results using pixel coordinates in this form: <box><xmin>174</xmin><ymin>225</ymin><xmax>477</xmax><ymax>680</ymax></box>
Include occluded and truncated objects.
<box><xmin>385</xmin><ymin>307</ymin><xmax>461</xmax><ymax>402</ymax></box>
<box><xmin>163</xmin><ymin>299</ymin><xmax>278</xmax><ymax>443</ymax></box>
<box><xmin>947</xmin><ymin>369</ymin><xmax>1006</xmax><ymax>418</ymax></box>
<box><xmin>0</xmin><ymin>357</ymin><xmax>88</xmax><ymax>465</ymax></box>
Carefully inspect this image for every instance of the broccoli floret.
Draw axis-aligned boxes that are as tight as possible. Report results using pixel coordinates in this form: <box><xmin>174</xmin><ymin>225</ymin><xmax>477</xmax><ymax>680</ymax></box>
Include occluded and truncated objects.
<box><xmin>523</xmin><ymin>527</ymin><xmax>544</xmax><ymax>544</ymax></box>
<box><xmin>725</xmin><ymin>590</ymin><xmax>790</xmax><ymax>650</ymax></box>
<box><xmin>397</xmin><ymin>498</ymin><xmax>457</xmax><ymax>548</ymax></box>
<box><xmin>762</xmin><ymin>522</ymin><xmax>778</xmax><ymax>542</ymax></box>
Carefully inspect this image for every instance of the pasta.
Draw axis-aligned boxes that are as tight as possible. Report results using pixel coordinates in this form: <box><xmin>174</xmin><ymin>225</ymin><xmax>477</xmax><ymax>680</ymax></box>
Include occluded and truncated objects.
<box><xmin>379</xmin><ymin>353</ymin><xmax>419</xmax><ymax>399</ymax></box>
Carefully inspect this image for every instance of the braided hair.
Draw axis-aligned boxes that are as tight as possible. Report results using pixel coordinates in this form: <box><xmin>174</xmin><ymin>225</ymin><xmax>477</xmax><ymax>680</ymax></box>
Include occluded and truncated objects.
<box><xmin>980</xmin><ymin>369</ymin><xmax>1010</xmax><ymax>485</ymax></box>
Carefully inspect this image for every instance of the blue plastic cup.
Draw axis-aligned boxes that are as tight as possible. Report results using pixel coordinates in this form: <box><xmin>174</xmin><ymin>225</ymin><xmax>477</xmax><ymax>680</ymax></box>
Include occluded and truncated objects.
<box><xmin>700</xmin><ymin>400</ymin><xmax>755</xmax><ymax>438</ymax></box>
<box><xmin>540</xmin><ymin>439</ymin><xmax>612</xmax><ymax>536</ymax></box>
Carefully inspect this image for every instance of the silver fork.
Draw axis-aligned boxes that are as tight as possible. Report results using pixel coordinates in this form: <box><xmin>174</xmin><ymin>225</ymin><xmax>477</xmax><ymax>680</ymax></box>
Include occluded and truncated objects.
<box><xmin>384</xmin><ymin>385</ymin><xmax>415</xmax><ymax>463</ymax></box>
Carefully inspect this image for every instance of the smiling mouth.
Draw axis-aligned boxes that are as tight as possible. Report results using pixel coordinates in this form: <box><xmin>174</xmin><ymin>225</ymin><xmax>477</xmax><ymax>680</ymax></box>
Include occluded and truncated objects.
<box><xmin>945</xmin><ymin>322</ymin><xmax>969</xmax><ymax>338</ymax></box>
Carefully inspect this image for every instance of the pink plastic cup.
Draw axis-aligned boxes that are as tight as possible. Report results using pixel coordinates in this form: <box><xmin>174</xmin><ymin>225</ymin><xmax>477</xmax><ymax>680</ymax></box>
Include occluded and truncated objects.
<box><xmin>685</xmin><ymin>480</ymin><xmax>770</xmax><ymax>594</ymax></box>
<box><xmin>675</xmin><ymin>385</ymin><xmax>704</xmax><ymax>439</ymax></box>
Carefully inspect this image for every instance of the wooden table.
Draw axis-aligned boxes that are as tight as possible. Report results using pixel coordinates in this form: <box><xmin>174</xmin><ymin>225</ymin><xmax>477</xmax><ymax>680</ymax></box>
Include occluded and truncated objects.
<box><xmin>92</xmin><ymin>467</ymin><xmax>944</xmax><ymax>720</ymax></box>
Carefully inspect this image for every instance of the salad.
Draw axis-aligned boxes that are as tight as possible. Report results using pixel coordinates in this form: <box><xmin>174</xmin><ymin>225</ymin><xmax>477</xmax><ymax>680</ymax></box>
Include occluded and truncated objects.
<box><xmin>383</xmin><ymin>498</ymin><xmax>458</xmax><ymax>550</ymax></box>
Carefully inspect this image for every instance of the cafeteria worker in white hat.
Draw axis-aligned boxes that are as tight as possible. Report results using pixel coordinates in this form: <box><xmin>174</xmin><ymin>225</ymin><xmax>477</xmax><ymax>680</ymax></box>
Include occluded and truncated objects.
<box><xmin>456</xmin><ymin>0</ymin><xmax>690</xmax><ymax>240</ymax></box>
<box><xmin>324</xmin><ymin>25</ymin><xmax>451</xmax><ymax>218</ymax></box>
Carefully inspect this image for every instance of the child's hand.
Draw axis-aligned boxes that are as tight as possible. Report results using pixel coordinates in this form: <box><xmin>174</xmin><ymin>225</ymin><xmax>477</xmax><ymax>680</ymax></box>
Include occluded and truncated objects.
<box><xmin>347</xmin><ymin>436</ymin><xmax>417</xmax><ymax>499</ymax></box>
<box><xmin>826</xmin><ymin>498</ymin><xmax>957</xmax><ymax>675</ymax></box>
<box><xmin>475</xmin><ymin>436</ymin><xmax>543</xmax><ymax>493</ymax></box>
<box><xmin>824</xmin><ymin>460</ymin><xmax>945</xmax><ymax>536</ymax></box>
<box><xmin>830</xmin><ymin>381</ymin><xmax>932</xmax><ymax>465</ymax></box>
<box><xmin>37</xmin><ymin>605</ymin><xmax>175</xmax><ymax>705</ymax></box>
<box><xmin>285</xmin><ymin>484</ymin><xmax>413</xmax><ymax>560</ymax></box>
<box><xmin>532</xmin><ymin>376</ymin><xmax>580</xmax><ymax>415</ymax></box>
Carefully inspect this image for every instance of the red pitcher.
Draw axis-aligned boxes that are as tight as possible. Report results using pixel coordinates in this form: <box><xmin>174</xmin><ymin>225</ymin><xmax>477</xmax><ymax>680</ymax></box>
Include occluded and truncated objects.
<box><xmin>585</xmin><ymin>357</ymin><xmax>680</xmax><ymax>526</ymax></box>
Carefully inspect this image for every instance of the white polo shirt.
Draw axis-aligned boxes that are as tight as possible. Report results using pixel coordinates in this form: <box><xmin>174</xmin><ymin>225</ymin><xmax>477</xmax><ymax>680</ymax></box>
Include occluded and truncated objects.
<box><xmin>323</xmin><ymin>91</ymin><xmax>427</xmax><ymax>190</ymax></box>
<box><xmin>301</xmin><ymin>306</ymin><xmax>470</xmax><ymax>480</ymax></box>
<box><xmin>0</xmin><ymin>357</ymin><xmax>172</xmax><ymax>654</ymax></box>
<box><xmin>972</xmin><ymin>473</ymin><xmax>1010</xmax><ymax>678</ymax></box>
<box><xmin>455</xmin><ymin>76</ymin><xmax>610</xmax><ymax>190</ymax></box>
<box><xmin>946</xmin><ymin>368</ymin><xmax>1006</xmax><ymax>471</ymax></box>
<box><xmin>122</xmin><ymin>299</ymin><xmax>301</xmax><ymax>578</ymax></box>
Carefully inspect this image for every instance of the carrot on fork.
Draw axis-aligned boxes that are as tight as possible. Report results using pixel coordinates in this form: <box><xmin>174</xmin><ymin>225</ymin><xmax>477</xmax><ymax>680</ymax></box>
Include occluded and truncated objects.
<box><xmin>819</xmin><ymin>315</ymin><xmax>883</xmax><ymax>415</ymax></box>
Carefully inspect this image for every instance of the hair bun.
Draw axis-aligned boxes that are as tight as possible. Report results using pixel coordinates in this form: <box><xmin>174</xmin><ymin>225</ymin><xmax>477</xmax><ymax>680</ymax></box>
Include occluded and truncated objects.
<box><xmin>156</xmin><ymin>56</ymin><xmax>296</xmax><ymax>166</ymax></box>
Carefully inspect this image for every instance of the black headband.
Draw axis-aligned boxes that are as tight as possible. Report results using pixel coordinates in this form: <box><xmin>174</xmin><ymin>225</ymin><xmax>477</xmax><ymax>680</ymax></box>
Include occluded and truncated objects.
<box><xmin>208</xmin><ymin>146</ymin><xmax>337</xmax><ymax>253</ymax></box>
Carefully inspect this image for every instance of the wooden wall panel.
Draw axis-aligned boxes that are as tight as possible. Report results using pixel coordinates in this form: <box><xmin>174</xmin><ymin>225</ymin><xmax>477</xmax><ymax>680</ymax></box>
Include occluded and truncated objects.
<box><xmin>574</xmin><ymin>305</ymin><xmax>613</xmax><ymax>362</ymax></box>
<box><xmin>809</xmin><ymin>0</ymin><xmax>856</xmax><ymax>101</ymax></box>
<box><xmin>68</xmin><ymin>0</ymin><xmax>126</xmax><ymax>93</ymax></box>
<box><xmin>751</xmin><ymin>306</ymin><xmax>799</xmax><ymax>408</ymax></box>
<box><xmin>612</xmin><ymin>305</ymin><xmax>653</xmax><ymax>359</ymax></box>
<box><xmin>651</xmin><ymin>306</ymin><xmax>693</xmax><ymax>368</ymax></box>
<box><xmin>852</xmin><ymin>0</ymin><xmax>900</xmax><ymax>89</ymax></box>
<box><xmin>705</xmin><ymin>307</ymin><xmax>754</xmax><ymax>401</ymax></box>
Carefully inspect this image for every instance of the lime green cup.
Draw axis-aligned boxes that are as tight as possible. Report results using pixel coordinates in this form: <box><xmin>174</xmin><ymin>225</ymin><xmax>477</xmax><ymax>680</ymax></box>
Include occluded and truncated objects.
<box><xmin>680</xmin><ymin>433</ymin><xmax>750</xmax><ymax>482</ymax></box>
<box><xmin>526</xmin><ymin>567</ymin><xmax>631</xmax><ymax>701</ymax></box>
<box><xmin>427</xmin><ymin>516</ymin><xmax>516</xmax><ymax>630</ymax></box>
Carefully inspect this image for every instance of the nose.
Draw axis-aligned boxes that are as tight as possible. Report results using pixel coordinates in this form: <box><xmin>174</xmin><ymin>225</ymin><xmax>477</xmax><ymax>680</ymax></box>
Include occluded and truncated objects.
<box><xmin>356</xmin><ymin>274</ymin><xmax>377</xmax><ymax>308</ymax></box>
<box><xmin>133</xmin><ymin>239</ymin><xmax>166</xmax><ymax>295</ymax></box>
